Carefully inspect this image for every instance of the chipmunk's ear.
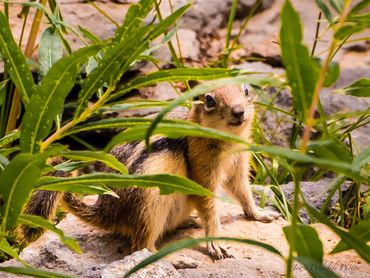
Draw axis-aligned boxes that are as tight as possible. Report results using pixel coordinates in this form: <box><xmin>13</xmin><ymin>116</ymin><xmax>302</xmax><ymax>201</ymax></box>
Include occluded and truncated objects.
<box><xmin>189</xmin><ymin>80</ymin><xmax>201</xmax><ymax>88</ymax></box>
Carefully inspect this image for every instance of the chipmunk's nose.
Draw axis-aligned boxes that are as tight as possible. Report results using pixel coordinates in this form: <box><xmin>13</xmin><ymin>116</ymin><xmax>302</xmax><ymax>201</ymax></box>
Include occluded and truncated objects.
<box><xmin>231</xmin><ymin>107</ymin><xmax>245</xmax><ymax>120</ymax></box>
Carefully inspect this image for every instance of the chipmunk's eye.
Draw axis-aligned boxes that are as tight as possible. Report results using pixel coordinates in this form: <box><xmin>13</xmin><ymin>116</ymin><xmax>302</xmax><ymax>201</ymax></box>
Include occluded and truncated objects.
<box><xmin>243</xmin><ymin>84</ymin><xmax>249</xmax><ymax>96</ymax></box>
<box><xmin>205</xmin><ymin>95</ymin><xmax>216</xmax><ymax>109</ymax></box>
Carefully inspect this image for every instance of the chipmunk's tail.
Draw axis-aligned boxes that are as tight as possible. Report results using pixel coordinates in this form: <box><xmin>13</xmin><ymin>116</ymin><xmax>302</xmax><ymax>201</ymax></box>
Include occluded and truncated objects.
<box><xmin>17</xmin><ymin>157</ymin><xmax>73</xmax><ymax>245</ymax></box>
<box><xmin>61</xmin><ymin>193</ymin><xmax>101</xmax><ymax>225</ymax></box>
<box><xmin>17</xmin><ymin>191</ymin><xmax>62</xmax><ymax>244</ymax></box>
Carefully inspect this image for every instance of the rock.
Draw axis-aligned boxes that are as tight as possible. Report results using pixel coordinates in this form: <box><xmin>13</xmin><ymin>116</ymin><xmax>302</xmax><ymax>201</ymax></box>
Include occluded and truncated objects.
<box><xmin>254</xmin><ymin>179</ymin><xmax>352</xmax><ymax>224</ymax></box>
<box><xmin>171</xmin><ymin>29</ymin><xmax>200</xmax><ymax>61</ymax></box>
<box><xmin>101</xmin><ymin>249</ymin><xmax>179</xmax><ymax>278</ymax></box>
<box><xmin>180</xmin><ymin>0</ymin><xmax>274</xmax><ymax>34</ymax></box>
<box><xmin>170</xmin><ymin>254</ymin><xmax>199</xmax><ymax>270</ymax></box>
<box><xmin>281</xmin><ymin>179</ymin><xmax>351</xmax><ymax>223</ymax></box>
<box><xmin>1</xmin><ymin>199</ymin><xmax>369</xmax><ymax>277</ymax></box>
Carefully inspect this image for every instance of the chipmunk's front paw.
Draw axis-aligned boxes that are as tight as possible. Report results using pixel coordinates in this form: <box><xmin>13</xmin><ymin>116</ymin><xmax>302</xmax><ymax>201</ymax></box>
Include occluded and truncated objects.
<box><xmin>244</xmin><ymin>208</ymin><xmax>280</xmax><ymax>223</ymax></box>
<box><xmin>207</xmin><ymin>241</ymin><xmax>234</xmax><ymax>260</ymax></box>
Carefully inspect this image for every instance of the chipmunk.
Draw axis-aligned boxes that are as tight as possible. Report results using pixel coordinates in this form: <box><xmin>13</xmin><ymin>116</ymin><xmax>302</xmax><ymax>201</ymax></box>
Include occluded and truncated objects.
<box><xmin>20</xmin><ymin>84</ymin><xmax>279</xmax><ymax>259</ymax></box>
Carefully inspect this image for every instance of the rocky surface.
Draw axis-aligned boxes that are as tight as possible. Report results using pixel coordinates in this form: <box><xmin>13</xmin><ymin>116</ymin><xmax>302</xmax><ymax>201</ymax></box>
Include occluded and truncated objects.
<box><xmin>1</xmin><ymin>200</ymin><xmax>369</xmax><ymax>277</ymax></box>
<box><xmin>101</xmin><ymin>249</ymin><xmax>179</xmax><ymax>278</ymax></box>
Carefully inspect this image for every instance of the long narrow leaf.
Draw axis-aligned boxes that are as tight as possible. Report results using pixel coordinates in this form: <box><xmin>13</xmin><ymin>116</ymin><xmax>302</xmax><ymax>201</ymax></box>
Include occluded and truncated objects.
<box><xmin>0</xmin><ymin>129</ymin><xmax>20</xmax><ymax>148</ymax></box>
<box><xmin>18</xmin><ymin>214</ymin><xmax>82</xmax><ymax>254</ymax></box>
<box><xmin>37</xmin><ymin>182</ymin><xmax>118</xmax><ymax>196</ymax></box>
<box><xmin>114</xmin><ymin>0</ymin><xmax>154</xmax><ymax>42</ymax></box>
<box><xmin>39</xmin><ymin>27</ymin><xmax>64</xmax><ymax>77</ymax></box>
<box><xmin>0</xmin><ymin>12</ymin><xmax>35</xmax><ymax>104</ymax></box>
<box><xmin>60</xmin><ymin>150</ymin><xmax>128</xmax><ymax>174</ymax></box>
<box><xmin>344</xmin><ymin>78</ymin><xmax>370</xmax><ymax>97</ymax></box>
<box><xmin>0</xmin><ymin>154</ymin><xmax>44</xmax><ymax>231</ymax></box>
<box><xmin>36</xmin><ymin>173</ymin><xmax>213</xmax><ymax>196</ymax></box>
<box><xmin>105</xmin><ymin>122</ymin><xmax>248</xmax><ymax>151</ymax></box>
<box><xmin>280</xmin><ymin>0</ymin><xmax>318</xmax><ymax>118</ymax></box>
<box><xmin>108</xmin><ymin>68</ymin><xmax>240</xmax><ymax>101</ymax></box>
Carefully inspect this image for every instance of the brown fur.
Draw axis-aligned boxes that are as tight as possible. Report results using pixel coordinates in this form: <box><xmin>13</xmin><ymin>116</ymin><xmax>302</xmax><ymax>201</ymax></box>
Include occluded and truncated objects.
<box><xmin>19</xmin><ymin>85</ymin><xmax>279</xmax><ymax>258</ymax></box>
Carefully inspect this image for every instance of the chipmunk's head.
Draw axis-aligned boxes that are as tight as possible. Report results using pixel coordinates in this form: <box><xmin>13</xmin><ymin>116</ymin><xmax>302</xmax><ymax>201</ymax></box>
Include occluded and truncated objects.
<box><xmin>194</xmin><ymin>84</ymin><xmax>255</xmax><ymax>136</ymax></box>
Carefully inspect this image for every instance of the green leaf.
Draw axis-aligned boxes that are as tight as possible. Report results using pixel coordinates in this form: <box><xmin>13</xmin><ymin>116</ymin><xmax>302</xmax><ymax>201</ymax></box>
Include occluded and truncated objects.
<box><xmin>0</xmin><ymin>11</ymin><xmax>35</xmax><ymax>104</ymax></box>
<box><xmin>315</xmin><ymin>0</ymin><xmax>333</xmax><ymax>22</ymax></box>
<box><xmin>350</xmin><ymin>0</ymin><xmax>370</xmax><ymax>14</ymax></box>
<box><xmin>65</xmin><ymin>117</ymin><xmax>160</xmax><ymax>136</ymax></box>
<box><xmin>344</xmin><ymin>78</ymin><xmax>370</xmax><ymax>97</ymax></box>
<box><xmin>103</xmin><ymin>100</ymin><xmax>175</xmax><ymax>112</ymax></box>
<box><xmin>38</xmin><ymin>181</ymin><xmax>118</xmax><ymax>196</ymax></box>
<box><xmin>329</xmin><ymin>0</ymin><xmax>342</xmax><ymax>12</ymax></box>
<box><xmin>78</xmin><ymin>26</ymin><xmax>102</xmax><ymax>44</ymax></box>
<box><xmin>36</xmin><ymin>173</ymin><xmax>213</xmax><ymax>197</ymax></box>
<box><xmin>308</xmin><ymin>139</ymin><xmax>352</xmax><ymax>164</ymax></box>
<box><xmin>280</xmin><ymin>0</ymin><xmax>319</xmax><ymax>118</ymax></box>
<box><xmin>284</xmin><ymin>224</ymin><xmax>323</xmax><ymax>263</ymax></box>
<box><xmin>53</xmin><ymin>161</ymin><xmax>89</xmax><ymax>172</ymax></box>
<box><xmin>0</xmin><ymin>154</ymin><xmax>44</xmax><ymax>231</ymax></box>
<box><xmin>0</xmin><ymin>147</ymin><xmax>20</xmax><ymax>157</ymax></box>
<box><xmin>306</xmin><ymin>205</ymin><xmax>370</xmax><ymax>263</ymax></box>
<box><xmin>105</xmin><ymin>122</ymin><xmax>247</xmax><ymax>152</ymax></box>
<box><xmin>331</xmin><ymin>219</ymin><xmax>370</xmax><ymax>254</ymax></box>
<box><xmin>0</xmin><ymin>129</ymin><xmax>20</xmax><ymax>148</ymax></box>
<box><xmin>60</xmin><ymin>150</ymin><xmax>128</xmax><ymax>174</ymax></box>
<box><xmin>0</xmin><ymin>266</ymin><xmax>75</xmax><ymax>278</ymax></box>
<box><xmin>125</xmin><ymin>236</ymin><xmax>282</xmax><ymax>277</ymax></box>
<box><xmin>335</xmin><ymin>14</ymin><xmax>370</xmax><ymax>40</ymax></box>
<box><xmin>109</xmin><ymin>68</ymin><xmax>241</xmax><ymax>101</ymax></box>
<box><xmin>38</xmin><ymin>27</ymin><xmax>64</xmax><ymax>77</ymax></box>
<box><xmin>0</xmin><ymin>238</ymin><xmax>26</xmax><ymax>265</ymax></box>
<box><xmin>114</xmin><ymin>0</ymin><xmax>154</xmax><ymax>42</ymax></box>
<box><xmin>295</xmin><ymin>256</ymin><xmax>339</xmax><ymax>278</ymax></box>
<box><xmin>18</xmin><ymin>214</ymin><xmax>82</xmax><ymax>254</ymax></box>
<box><xmin>20</xmin><ymin>45</ymin><xmax>101</xmax><ymax>154</ymax></box>
<box><xmin>313</xmin><ymin>59</ymin><xmax>340</xmax><ymax>87</ymax></box>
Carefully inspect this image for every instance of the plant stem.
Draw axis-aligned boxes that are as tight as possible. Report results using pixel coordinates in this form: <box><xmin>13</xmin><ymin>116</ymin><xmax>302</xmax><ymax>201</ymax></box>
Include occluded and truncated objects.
<box><xmin>221</xmin><ymin>0</ymin><xmax>238</xmax><ymax>67</ymax></box>
<box><xmin>86</xmin><ymin>0</ymin><xmax>119</xmax><ymax>28</ymax></box>
<box><xmin>311</xmin><ymin>12</ymin><xmax>322</xmax><ymax>57</ymax></box>
<box><xmin>5</xmin><ymin>0</ymin><xmax>48</xmax><ymax>134</ymax></box>
<box><xmin>300</xmin><ymin>1</ymin><xmax>352</xmax><ymax>152</ymax></box>
<box><xmin>154</xmin><ymin>0</ymin><xmax>182</xmax><ymax>68</ymax></box>
<box><xmin>230</xmin><ymin>0</ymin><xmax>261</xmax><ymax>54</ymax></box>
<box><xmin>286</xmin><ymin>174</ymin><xmax>300</xmax><ymax>278</ymax></box>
